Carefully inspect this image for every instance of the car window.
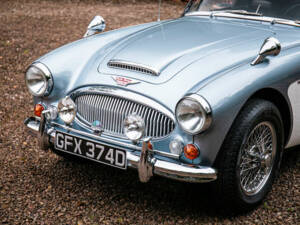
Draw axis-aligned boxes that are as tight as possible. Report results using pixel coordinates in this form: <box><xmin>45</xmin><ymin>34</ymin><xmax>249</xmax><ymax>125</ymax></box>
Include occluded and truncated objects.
<box><xmin>186</xmin><ymin>0</ymin><xmax>300</xmax><ymax>21</ymax></box>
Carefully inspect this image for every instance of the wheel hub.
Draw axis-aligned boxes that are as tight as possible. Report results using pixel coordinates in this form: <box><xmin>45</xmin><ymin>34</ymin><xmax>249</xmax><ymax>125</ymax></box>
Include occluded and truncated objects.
<box><xmin>238</xmin><ymin>122</ymin><xmax>277</xmax><ymax>196</ymax></box>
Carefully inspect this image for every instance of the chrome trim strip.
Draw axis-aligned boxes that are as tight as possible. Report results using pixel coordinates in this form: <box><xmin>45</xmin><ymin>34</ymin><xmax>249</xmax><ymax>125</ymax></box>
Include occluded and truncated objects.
<box><xmin>51</xmin><ymin>121</ymin><xmax>179</xmax><ymax>159</ymax></box>
<box><xmin>24</xmin><ymin>117</ymin><xmax>179</xmax><ymax>159</ymax></box>
<box><xmin>52</xmin><ymin>121</ymin><xmax>141</xmax><ymax>150</ymax></box>
<box><xmin>153</xmin><ymin>160</ymin><xmax>217</xmax><ymax>182</ymax></box>
<box><xmin>186</xmin><ymin>11</ymin><xmax>300</xmax><ymax>28</ymax></box>
<box><xmin>24</xmin><ymin>117</ymin><xmax>217</xmax><ymax>183</ymax></box>
<box><xmin>108</xmin><ymin>59</ymin><xmax>160</xmax><ymax>76</ymax></box>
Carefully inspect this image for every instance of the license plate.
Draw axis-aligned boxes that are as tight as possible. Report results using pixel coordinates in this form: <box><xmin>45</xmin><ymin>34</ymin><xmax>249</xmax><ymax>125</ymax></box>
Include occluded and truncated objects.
<box><xmin>54</xmin><ymin>131</ymin><xmax>127</xmax><ymax>169</ymax></box>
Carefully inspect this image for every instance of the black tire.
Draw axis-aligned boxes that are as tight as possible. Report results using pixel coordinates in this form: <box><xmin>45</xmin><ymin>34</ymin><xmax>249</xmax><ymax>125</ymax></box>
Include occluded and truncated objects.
<box><xmin>213</xmin><ymin>99</ymin><xmax>284</xmax><ymax>212</ymax></box>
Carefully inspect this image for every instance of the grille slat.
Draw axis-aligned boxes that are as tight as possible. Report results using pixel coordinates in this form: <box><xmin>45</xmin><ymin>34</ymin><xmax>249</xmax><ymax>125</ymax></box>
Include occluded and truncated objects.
<box><xmin>75</xmin><ymin>93</ymin><xmax>175</xmax><ymax>138</ymax></box>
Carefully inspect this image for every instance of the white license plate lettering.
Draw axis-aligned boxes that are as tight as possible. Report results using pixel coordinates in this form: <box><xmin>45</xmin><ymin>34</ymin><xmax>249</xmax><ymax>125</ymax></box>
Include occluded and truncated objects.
<box><xmin>56</xmin><ymin>133</ymin><xmax>65</xmax><ymax>149</ymax></box>
<box><xmin>96</xmin><ymin>144</ymin><xmax>105</xmax><ymax>160</ymax></box>
<box><xmin>105</xmin><ymin>148</ymin><xmax>115</xmax><ymax>164</ymax></box>
<box><xmin>86</xmin><ymin>142</ymin><xmax>95</xmax><ymax>158</ymax></box>
<box><xmin>55</xmin><ymin>132</ymin><xmax>127</xmax><ymax>169</ymax></box>
<box><xmin>64</xmin><ymin>135</ymin><xmax>73</xmax><ymax>150</ymax></box>
<box><xmin>74</xmin><ymin>138</ymin><xmax>82</xmax><ymax>154</ymax></box>
<box><xmin>115</xmin><ymin>150</ymin><xmax>126</xmax><ymax>167</ymax></box>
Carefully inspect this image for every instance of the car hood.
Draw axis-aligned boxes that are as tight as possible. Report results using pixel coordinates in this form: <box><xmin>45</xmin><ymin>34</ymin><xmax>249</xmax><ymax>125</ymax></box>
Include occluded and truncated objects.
<box><xmin>98</xmin><ymin>16</ymin><xmax>274</xmax><ymax>84</ymax></box>
<box><xmin>38</xmin><ymin>17</ymin><xmax>278</xmax><ymax>110</ymax></box>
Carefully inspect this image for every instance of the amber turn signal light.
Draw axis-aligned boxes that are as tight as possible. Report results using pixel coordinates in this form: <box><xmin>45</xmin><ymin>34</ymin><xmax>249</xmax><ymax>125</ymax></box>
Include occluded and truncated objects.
<box><xmin>184</xmin><ymin>144</ymin><xmax>199</xmax><ymax>160</ymax></box>
<box><xmin>34</xmin><ymin>104</ymin><xmax>44</xmax><ymax>117</ymax></box>
<box><xmin>148</xmin><ymin>141</ymin><xmax>153</xmax><ymax>150</ymax></box>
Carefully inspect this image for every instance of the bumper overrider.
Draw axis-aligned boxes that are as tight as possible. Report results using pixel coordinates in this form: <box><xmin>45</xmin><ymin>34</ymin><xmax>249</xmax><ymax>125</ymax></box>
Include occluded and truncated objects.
<box><xmin>24</xmin><ymin>116</ymin><xmax>217</xmax><ymax>183</ymax></box>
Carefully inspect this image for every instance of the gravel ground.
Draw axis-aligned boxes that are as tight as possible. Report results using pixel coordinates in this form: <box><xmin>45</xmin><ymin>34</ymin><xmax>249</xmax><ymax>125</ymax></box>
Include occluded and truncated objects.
<box><xmin>0</xmin><ymin>0</ymin><xmax>299</xmax><ymax>224</ymax></box>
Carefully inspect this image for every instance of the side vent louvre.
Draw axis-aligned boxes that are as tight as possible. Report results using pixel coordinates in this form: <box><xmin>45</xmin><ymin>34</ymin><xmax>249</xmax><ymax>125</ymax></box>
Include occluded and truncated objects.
<box><xmin>108</xmin><ymin>60</ymin><xmax>159</xmax><ymax>76</ymax></box>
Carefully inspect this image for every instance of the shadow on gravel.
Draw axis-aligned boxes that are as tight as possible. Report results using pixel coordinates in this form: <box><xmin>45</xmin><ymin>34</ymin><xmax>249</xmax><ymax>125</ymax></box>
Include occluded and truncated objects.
<box><xmin>281</xmin><ymin>146</ymin><xmax>300</xmax><ymax>172</ymax></box>
<box><xmin>45</xmin><ymin>147</ymin><xmax>299</xmax><ymax>219</ymax></box>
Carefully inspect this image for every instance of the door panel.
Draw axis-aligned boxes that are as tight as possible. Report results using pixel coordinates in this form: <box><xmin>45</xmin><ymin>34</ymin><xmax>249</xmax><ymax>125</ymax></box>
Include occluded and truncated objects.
<box><xmin>286</xmin><ymin>80</ymin><xmax>300</xmax><ymax>148</ymax></box>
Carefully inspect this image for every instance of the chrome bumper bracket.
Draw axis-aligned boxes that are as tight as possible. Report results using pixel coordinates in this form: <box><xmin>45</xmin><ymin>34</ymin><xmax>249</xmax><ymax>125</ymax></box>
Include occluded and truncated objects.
<box><xmin>138</xmin><ymin>138</ymin><xmax>155</xmax><ymax>183</ymax></box>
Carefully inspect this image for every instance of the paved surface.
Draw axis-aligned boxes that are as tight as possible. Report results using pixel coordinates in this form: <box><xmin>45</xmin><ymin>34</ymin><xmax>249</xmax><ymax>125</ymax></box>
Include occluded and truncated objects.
<box><xmin>0</xmin><ymin>0</ymin><xmax>299</xmax><ymax>224</ymax></box>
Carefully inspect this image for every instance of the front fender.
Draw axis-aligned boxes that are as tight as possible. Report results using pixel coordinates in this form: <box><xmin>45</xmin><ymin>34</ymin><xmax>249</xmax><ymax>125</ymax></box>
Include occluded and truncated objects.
<box><xmin>194</xmin><ymin>46</ymin><xmax>300</xmax><ymax>166</ymax></box>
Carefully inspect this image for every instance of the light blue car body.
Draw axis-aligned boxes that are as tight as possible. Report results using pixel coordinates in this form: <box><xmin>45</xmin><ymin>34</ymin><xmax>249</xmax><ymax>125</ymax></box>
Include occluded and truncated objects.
<box><xmin>34</xmin><ymin>15</ymin><xmax>300</xmax><ymax>167</ymax></box>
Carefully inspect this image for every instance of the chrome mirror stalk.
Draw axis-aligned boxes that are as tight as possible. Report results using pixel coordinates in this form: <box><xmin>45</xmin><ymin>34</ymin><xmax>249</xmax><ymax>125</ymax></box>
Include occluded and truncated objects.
<box><xmin>84</xmin><ymin>15</ymin><xmax>106</xmax><ymax>38</ymax></box>
<box><xmin>251</xmin><ymin>37</ymin><xmax>281</xmax><ymax>66</ymax></box>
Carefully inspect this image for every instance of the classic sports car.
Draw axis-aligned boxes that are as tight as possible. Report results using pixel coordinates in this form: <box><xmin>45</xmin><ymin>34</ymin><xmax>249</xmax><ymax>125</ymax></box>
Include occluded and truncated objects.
<box><xmin>25</xmin><ymin>0</ymin><xmax>300</xmax><ymax>210</ymax></box>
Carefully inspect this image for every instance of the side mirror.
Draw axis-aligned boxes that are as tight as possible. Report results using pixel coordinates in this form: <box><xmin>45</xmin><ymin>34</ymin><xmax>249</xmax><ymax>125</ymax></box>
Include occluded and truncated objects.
<box><xmin>251</xmin><ymin>37</ymin><xmax>281</xmax><ymax>66</ymax></box>
<box><xmin>84</xmin><ymin>16</ymin><xmax>106</xmax><ymax>38</ymax></box>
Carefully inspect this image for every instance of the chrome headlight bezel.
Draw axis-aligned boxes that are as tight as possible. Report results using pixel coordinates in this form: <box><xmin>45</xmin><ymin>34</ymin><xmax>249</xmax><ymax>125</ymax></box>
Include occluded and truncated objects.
<box><xmin>175</xmin><ymin>94</ymin><xmax>212</xmax><ymax>135</ymax></box>
<box><xmin>25</xmin><ymin>62</ymin><xmax>53</xmax><ymax>97</ymax></box>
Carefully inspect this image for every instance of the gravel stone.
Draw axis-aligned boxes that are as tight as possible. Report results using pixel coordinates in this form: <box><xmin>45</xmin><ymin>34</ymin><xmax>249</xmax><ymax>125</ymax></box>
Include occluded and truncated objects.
<box><xmin>0</xmin><ymin>0</ymin><xmax>299</xmax><ymax>224</ymax></box>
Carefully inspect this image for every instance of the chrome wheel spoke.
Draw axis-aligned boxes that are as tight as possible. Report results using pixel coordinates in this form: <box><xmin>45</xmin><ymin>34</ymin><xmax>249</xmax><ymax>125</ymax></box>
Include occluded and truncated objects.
<box><xmin>238</xmin><ymin>122</ymin><xmax>277</xmax><ymax>196</ymax></box>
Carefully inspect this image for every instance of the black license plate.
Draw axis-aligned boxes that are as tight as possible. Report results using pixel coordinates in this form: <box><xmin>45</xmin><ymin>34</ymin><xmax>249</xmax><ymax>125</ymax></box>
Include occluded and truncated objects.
<box><xmin>55</xmin><ymin>131</ymin><xmax>127</xmax><ymax>169</ymax></box>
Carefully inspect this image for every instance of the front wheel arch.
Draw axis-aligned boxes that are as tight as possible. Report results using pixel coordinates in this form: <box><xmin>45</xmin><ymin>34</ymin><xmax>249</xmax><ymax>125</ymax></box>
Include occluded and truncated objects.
<box><xmin>214</xmin><ymin>88</ymin><xmax>291</xmax><ymax>168</ymax></box>
<box><xmin>249</xmin><ymin>88</ymin><xmax>292</xmax><ymax>146</ymax></box>
<box><xmin>212</xmin><ymin>98</ymin><xmax>284</xmax><ymax>211</ymax></box>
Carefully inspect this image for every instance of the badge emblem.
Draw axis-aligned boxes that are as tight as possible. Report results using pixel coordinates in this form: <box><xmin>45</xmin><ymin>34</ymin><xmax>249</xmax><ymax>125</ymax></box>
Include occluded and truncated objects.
<box><xmin>91</xmin><ymin>120</ymin><xmax>103</xmax><ymax>134</ymax></box>
<box><xmin>112</xmin><ymin>76</ymin><xmax>140</xmax><ymax>87</ymax></box>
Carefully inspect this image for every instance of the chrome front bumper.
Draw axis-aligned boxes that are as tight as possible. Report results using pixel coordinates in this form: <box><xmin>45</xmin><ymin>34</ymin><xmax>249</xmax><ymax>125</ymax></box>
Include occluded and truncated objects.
<box><xmin>24</xmin><ymin>117</ymin><xmax>217</xmax><ymax>183</ymax></box>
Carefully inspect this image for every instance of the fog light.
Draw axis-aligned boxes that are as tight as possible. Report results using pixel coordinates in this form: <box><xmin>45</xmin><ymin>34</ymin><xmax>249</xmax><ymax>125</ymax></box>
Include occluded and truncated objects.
<box><xmin>44</xmin><ymin>105</ymin><xmax>58</xmax><ymax>120</ymax></box>
<box><xmin>184</xmin><ymin>144</ymin><xmax>199</xmax><ymax>160</ymax></box>
<box><xmin>58</xmin><ymin>96</ymin><xmax>76</xmax><ymax>124</ymax></box>
<box><xmin>148</xmin><ymin>141</ymin><xmax>153</xmax><ymax>150</ymax></box>
<box><xmin>123</xmin><ymin>114</ymin><xmax>145</xmax><ymax>141</ymax></box>
<box><xmin>169</xmin><ymin>139</ymin><xmax>183</xmax><ymax>155</ymax></box>
<box><xmin>34</xmin><ymin>104</ymin><xmax>44</xmax><ymax>117</ymax></box>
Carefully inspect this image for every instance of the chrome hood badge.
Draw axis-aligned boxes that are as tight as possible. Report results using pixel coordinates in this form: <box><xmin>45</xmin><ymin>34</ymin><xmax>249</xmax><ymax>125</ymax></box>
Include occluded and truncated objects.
<box><xmin>112</xmin><ymin>76</ymin><xmax>140</xmax><ymax>86</ymax></box>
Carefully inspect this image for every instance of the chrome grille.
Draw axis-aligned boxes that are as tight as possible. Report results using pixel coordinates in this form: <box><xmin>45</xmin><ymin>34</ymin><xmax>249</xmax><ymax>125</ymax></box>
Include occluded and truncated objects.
<box><xmin>75</xmin><ymin>93</ymin><xmax>175</xmax><ymax>138</ymax></box>
<box><xmin>108</xmin><ymin>60</ymin><xmax>159</xmax><ymax>76</ymax></box>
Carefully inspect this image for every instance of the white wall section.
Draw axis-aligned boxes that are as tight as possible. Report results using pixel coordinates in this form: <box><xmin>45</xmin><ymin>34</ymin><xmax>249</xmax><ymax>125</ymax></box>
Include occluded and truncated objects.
<box><xmin>286</xmin><ymin>81</ymin><xmax>300</xmax><ymax>148</ymax></box>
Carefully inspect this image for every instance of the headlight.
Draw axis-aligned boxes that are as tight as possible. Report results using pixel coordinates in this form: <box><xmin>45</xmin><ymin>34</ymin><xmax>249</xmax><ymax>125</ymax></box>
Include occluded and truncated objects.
<box><xmin>175</xmin><ymin>94</ymin><xmax>212</xmax><ymax>135</ymax></box>
<box><xmin>25</xmin><ymin>62</ymin><xmax>53</xmax><ymax>97</ymax></box>
<box><xmin>58</xmin><ymin>96</ymin><xmax>76</xmax><ymax>124</ymax></box>
<box><xmin>123</xmin><ymin>114</ymin><xmax>145</xmax><ymax>141</ymax></box>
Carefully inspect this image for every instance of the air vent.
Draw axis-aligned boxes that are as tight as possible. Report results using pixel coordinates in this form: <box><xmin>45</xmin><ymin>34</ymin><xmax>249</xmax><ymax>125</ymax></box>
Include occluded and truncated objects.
<box><xmin>108</xmin><ymin>60</ymin><xmax>159</xmax><ymax>76</ymax></box>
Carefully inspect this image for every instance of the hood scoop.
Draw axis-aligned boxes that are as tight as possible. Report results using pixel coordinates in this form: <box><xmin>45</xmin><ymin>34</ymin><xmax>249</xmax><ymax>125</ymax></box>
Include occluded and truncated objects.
<box><xmin>107</xmin><ymin>60</ymin><xmax>160</xmax><ymax>76</ymax></box>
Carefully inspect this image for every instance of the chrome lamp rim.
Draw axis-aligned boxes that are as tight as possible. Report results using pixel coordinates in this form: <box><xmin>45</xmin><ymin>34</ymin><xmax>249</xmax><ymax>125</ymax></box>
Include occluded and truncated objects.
<box><xmin>25</xmin><ymin>62</ymin><xmax>53</xmax><ymax>97</ymax></box>
<box><xmin>175</xmin><ymin>94</ymin><xmax>212</xmax><ymax>135</ymax></box>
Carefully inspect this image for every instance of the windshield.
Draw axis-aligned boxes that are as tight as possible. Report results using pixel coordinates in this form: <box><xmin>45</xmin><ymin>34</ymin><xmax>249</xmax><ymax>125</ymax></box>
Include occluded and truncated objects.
<box><xmin>185</xmin><ymin>0</ymin><xmax>300</xmax><ymax>21</ymax></box>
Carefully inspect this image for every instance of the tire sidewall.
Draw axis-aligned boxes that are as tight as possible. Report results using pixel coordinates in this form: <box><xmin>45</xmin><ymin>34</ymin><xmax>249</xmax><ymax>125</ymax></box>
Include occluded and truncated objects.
<box><xmin>214</xmin><ymin>99</ymin><xmax>285</xmax><ymax>210</ymax></box>
<box><xmin>235</xmin><ymin>106</ymin><xmax>283</xmax><ymax>205</ymax></box>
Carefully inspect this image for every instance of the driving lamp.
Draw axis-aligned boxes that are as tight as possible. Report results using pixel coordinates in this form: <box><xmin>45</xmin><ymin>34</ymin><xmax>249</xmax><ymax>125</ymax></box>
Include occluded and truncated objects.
<box><xmin>176</xmin><ymin>94</ymin><xmax>212</xmax><ymax>134</ymax></box>
<box><xmin>123</xmin><ymin>114</ymin><xmax>145</xmax><ymax>141</ymax></box>
<box><xmin>25</xmin><ymin>63</ymin><xmax>53</xmax><ymax>97</ymax></box>
<box><xmin>58</xmin><ymin>96</ymin><xmax>76</xmax><ymax>124</ymax></box>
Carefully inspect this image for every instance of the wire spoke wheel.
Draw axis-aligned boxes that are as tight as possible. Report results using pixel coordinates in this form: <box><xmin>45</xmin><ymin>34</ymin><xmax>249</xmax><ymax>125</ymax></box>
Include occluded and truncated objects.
<box><xmin>238</xmin><ymin>121</ymin><xmax>277</xmax><ymax>196</ymax></box>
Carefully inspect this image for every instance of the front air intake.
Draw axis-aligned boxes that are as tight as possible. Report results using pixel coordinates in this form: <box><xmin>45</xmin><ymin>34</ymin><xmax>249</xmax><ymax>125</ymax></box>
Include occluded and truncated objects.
<box><xmin>108</xmin><ymin>60</ymin><xmax>160</xmax><ymax>76</ymax></box>
<box><xmin>73</xmin><ymin>91</ymin><xmax>175</xmax><ymax>139</ymax></box>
